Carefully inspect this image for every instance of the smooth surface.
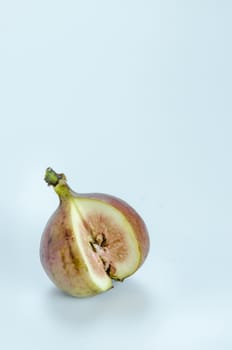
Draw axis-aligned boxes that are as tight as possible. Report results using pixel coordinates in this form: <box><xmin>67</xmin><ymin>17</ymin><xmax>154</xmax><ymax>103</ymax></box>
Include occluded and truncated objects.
<box><xmin>0</xmin><ymin>1</ymin><xmax>231</xmax><ymax>349</ymax></box>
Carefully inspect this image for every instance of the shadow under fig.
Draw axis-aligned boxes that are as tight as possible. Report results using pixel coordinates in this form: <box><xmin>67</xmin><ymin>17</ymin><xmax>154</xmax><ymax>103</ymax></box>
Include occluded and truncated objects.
<box><xmin>43</xmin><ymin>277</ymin><xmax>151</xmax><ymax>328</ymax></box>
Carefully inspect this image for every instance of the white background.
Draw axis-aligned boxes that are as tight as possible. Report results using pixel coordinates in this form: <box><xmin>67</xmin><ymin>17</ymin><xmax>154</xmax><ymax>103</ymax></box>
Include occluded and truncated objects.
<box><xmin>0</xmin><ymin>1</ymin><xmax>231</xmax><ymax>349</ymax></box>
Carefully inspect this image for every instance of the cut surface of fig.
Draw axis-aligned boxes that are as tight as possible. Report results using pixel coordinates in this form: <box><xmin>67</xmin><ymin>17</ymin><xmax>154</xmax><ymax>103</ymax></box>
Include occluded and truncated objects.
<box><xmin>73</xmin><ymin>198</ymin><xmax>141</xmax><ymax>280</ymax></box>
<box><xmin>70</xmin><ymin>201</ymin><xmax>113</xmax><ymax>291</ymax></box>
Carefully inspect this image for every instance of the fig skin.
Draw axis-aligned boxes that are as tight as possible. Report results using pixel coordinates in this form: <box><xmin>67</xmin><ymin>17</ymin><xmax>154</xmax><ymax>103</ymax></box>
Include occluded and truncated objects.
<box><xmin>40</xmin><ymin>168</ymin><xmax>150</xmax><ymax>297</ymax></box>
<box><xmin>40</xmin><ymin>202</ymin><xmax>111</xmax><ymax>297</ymax></box>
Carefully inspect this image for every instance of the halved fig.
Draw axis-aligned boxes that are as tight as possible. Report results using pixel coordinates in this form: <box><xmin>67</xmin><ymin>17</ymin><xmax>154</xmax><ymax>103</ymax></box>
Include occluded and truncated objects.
<box><xmin>40</xmin><ymin>168</ymin><xmax>150</xmax><ymax>297</ymax></box>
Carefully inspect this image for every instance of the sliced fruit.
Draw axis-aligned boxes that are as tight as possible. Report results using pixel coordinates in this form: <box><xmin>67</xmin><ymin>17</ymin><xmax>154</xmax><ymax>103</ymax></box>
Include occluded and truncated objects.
<box><xmin>40</xmin><ymin>167</ymin><xmax>150</xmax><ymax>297</ymax></box>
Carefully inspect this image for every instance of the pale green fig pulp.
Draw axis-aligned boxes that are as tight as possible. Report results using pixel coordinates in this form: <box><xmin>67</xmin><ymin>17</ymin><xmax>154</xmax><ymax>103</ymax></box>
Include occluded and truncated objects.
<box><xmin>40</xmin><ymin>168</ymin><xmax>150</xmax><ymax>297</ymax></box>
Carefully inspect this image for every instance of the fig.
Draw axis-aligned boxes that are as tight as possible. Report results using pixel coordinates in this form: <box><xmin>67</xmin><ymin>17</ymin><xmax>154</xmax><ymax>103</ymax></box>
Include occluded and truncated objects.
<box><xmin>40</xmin><ymin>168</ymin><xmax>150</xmax><ymax>297</ymax></box>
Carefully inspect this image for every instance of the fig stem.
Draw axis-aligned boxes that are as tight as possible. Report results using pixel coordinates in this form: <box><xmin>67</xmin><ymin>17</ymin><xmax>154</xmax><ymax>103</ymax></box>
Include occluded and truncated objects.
<box><xmin>44</xmin><ymin>167</ymin><xmax>66</xmax><ymax>187</ymax></box>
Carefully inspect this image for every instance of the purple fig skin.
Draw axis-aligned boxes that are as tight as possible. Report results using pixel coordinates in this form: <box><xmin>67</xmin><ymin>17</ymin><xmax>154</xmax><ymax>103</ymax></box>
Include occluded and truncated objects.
<box><xmin>40</xmin><ymin>168</ymin><xmax>150</xmax><ymax>297</ymax></box>
<box><xmin>40</xmin><ymin>201</ymin><xmax>110</xmax><ymax>296</ymax></box>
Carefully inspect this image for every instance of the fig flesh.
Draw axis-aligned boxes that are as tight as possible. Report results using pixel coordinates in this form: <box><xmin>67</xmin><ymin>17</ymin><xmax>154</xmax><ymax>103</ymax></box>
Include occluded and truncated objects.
<box><xmin>40</xmin><ymin>168</ymin><xmax>149</xmax><ymax>297</ymax></box>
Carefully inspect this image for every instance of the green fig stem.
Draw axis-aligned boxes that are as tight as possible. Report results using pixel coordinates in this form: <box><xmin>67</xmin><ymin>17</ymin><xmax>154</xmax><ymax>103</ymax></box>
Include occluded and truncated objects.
<box><xmin>44</xmin><ymin>167</ymin><xmax>71</xmax><ymax>199</ymax></box>
<box><xmin>44</xmin><ymin>167</ymin><xmax>64</xmax><ymax>186</ymax></box>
